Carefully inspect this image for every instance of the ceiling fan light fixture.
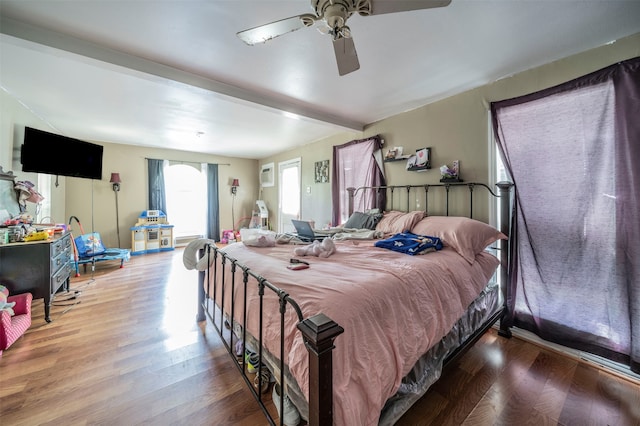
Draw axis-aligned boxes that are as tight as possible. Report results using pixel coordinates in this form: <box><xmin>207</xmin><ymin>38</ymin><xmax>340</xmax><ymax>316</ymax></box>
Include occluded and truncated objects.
<box><xmin>323</xmin><ymin>2</ymin><xmax>349</xmax><ymax>31</ymax></box>
<box><xmin>317</xmin><ymin>23</ymin><xmax>331</xmax><ymax>35</ymax></box>
<box><xmin>237</xmin><ymin>0</ymin><xmax>451</xmax><ymax>74</ymax></box>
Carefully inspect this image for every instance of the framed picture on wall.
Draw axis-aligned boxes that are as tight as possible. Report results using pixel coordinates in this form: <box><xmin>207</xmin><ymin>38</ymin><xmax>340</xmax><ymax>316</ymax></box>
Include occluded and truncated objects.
<box><xmin>415</xmin><ymin>147</ymin><xmax>431</xmax><ymax>166</ymax></box>
<box><xmin>315</xmin><ymin>160</ymin><xmax>330</xmax><ymax>183</ymax></box>
<box><xmin>385</xmin><ymin>148</ymin><xmax>398</xmax><ymax>160</ymax></box>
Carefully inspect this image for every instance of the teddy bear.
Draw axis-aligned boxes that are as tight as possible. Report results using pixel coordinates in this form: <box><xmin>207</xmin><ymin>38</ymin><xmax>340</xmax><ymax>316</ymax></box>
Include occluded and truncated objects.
<box><xmin>293</xmin><ymin>237</ymin><xmax>336</xmax><ymax>258</ymax></box>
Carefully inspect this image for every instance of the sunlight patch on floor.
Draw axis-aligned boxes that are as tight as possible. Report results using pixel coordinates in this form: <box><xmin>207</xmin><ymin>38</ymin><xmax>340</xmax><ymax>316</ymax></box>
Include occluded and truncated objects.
<box><xmin>161</xmin><ymin>250</ymin><xmax>200</xmax><ymax>350</ymax></box>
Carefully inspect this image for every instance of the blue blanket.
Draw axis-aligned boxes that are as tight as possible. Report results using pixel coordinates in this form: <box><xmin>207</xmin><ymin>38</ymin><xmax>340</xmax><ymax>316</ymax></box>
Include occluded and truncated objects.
<box><xmin>374</xmin><ymin>232</ymin><xmax>443</xmax><ymax>255</ymax></box>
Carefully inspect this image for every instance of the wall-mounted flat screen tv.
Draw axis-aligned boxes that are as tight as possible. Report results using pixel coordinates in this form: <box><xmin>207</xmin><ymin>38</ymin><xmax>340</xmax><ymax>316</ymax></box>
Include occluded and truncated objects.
<box><xmin>20</xmin><ymin>127</ymin><xmax>103</xmax><ymax>180</ymax></box>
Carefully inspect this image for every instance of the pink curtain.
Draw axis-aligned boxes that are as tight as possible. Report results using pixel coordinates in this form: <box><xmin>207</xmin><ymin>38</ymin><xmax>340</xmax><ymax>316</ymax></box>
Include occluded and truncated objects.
<box><xmin>331</xmin><ymin>135</ymin><xmax>385</xmax><ymax>227</ymax></box>
<box><xmin>491</xmin><ymin>57</ymin><xmax>640</xmax><ymax>373</ymax></box>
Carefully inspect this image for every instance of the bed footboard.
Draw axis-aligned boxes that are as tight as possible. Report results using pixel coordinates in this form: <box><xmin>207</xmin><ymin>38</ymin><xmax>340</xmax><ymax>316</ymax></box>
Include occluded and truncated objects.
<box><xmin>297</xmin><ymin>314</ymin><xmax>344</xmax><ymax>425</ymax></box>
<box><xmin>196</xmin><ymin>246</ymin><xmax>343</xmax><ymax>426</ymax></box>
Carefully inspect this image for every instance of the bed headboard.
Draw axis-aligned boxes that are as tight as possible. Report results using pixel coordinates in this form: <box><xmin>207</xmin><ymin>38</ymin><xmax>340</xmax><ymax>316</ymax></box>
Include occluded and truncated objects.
<box><xmin>347</xmin><ymin>182</ymin><xmax>510</xmax><ymax>219</ymax></box>
<box><xmin>347</xmin><ymin>180</ymin><xmax>514</xmax><ymax>241</ymax></box>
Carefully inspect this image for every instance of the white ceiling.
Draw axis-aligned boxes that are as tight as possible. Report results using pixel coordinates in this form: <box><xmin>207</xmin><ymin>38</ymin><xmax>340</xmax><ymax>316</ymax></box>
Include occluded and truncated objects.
<box><xmin>1</xmin><ymin>1</ymin><xmax>639</xmax><ymax>159</ymax></box>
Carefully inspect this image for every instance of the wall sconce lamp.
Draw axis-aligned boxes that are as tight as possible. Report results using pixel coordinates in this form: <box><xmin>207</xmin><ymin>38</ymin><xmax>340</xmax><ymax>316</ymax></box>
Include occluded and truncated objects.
<box><xmin>110</xmin><ymin>172</ymin><xmax>122</xmax><ymax>192</ymax></box>
<box><xmin>110</xmin><ymin>172</ymin><xmax>122</xmax><ymax>247</ymax></box>
<box><xmin>231</xmin><ymin>179</ymin><xmax>239</xmax><ymax>231</ymax></box>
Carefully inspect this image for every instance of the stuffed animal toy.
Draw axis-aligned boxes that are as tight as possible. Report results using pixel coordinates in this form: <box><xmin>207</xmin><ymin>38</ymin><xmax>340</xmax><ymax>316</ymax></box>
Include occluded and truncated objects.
<box><xmin>0</xmin><ymin>285</ymin><xmax>15</xmax><ymax>316</ymax></box>
<box><xmin>294</xmin><ymin>240</ymin><xmax>320</xmax><ymax>257</ymax></box>
<box><xmin>293</xmin><ymin>238</ymin><xmax>336</xmax><ymax>258</ymax></box>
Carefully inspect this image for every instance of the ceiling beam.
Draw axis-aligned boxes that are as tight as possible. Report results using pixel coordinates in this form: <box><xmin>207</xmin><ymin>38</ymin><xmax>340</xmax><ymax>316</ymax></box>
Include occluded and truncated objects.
<box><xmin>0</xmin><ymin>17</ymin><xmax>365</xmax><ymax>132</ymax></box>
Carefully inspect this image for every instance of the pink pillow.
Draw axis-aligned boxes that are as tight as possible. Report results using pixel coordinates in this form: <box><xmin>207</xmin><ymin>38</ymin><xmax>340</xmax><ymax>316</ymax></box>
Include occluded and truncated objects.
<box><xmin>411</xmin><ymin>216</ymin><xmax>507</xmax><ymax>263</ymax></box>
<box><xmin>376</xmin><ymin>211</ymin><xmax>425</xmax><ymax>234</ymax></box>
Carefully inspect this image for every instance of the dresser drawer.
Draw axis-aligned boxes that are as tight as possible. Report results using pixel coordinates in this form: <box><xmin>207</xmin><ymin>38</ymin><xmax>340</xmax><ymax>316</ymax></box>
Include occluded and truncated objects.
<box><xmin>51</xmin><ymin>262</ymin><xmax>72</xmax><ymax>294</ymax></box>
<box><xmin>51</xmin><ymin>233</ymin><xmax>71</xmax><ymax>258</ymax></box>
<box><xmin>51</xmin><ymin>245</ymin><xmax>72</xmax><ymax>275</ymax></box>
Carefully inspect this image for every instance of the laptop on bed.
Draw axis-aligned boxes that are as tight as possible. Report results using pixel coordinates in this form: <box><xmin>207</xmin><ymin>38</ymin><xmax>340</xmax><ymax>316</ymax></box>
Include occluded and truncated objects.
<box><xmin>291</xmin><ymin>220</ymin><xmax>325</xmax><ymax>242</ymax></box>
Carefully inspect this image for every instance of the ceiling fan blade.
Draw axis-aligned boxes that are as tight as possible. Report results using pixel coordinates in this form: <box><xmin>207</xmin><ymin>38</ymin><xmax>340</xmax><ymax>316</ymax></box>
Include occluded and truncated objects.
<box><xmin>369</xmin><ymin>0</ymin><xmax>451</xmax><ymax>15</ymax></box>
<box><xmin>333</xmin><ymin>36</ymin><xmax>360</xmax><ymax>76</ymax></box>
<box><xmin>237</xmin><ymin>14</ymin><xmax>316</xmax><ymax>45</ymax></box>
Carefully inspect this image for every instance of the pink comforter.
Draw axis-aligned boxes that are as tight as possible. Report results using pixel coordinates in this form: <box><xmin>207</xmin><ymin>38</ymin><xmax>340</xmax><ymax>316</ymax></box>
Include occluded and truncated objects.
<box><xmin>215</xmin><ymin>240</ymin><xmax>499</xmax><ymax>425</ymax></box>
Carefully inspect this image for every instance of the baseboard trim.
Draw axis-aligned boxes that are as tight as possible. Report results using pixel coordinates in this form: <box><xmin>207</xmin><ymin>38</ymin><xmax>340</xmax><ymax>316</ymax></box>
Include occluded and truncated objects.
<box><xmin>494</xmin><ymin>325</ymin><xmax>640</xmax><ymax>385</ymax></box>
<box><xmin>174</xmin><ymin>234</ymin><xmax>205</xmax><ymax>247</ymax></box>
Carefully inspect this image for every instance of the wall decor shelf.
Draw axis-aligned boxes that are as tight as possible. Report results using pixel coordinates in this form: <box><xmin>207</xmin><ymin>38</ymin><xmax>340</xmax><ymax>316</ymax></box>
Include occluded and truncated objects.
<box><xmin>407</xmin><ymin>164</ymin><xmax>431</xmax><ymax>172</ymax></box>
<box><xmin>384</xmin><ymin>147</ymin><xmax>432</xmax><ymax>171</ymax></box>
<box><xmin>404</xmin><ymin>147</ymin><xmax>431</xmax><ymax>172</ymax></box>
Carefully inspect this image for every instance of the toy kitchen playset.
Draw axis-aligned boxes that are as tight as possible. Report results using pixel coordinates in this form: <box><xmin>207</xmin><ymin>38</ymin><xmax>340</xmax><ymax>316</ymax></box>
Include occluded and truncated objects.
<box><xmin>130</xmin><ymin>210</ymin><xmax>174</xmax><ymax>255</ymax></box>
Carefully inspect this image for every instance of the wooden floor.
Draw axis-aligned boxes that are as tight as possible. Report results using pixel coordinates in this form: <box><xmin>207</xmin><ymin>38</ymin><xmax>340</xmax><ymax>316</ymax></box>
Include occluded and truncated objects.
<box><xmin>1</xmin><ymin>249</ymin><xmax>638</xmax><ymax>426</ymax></box>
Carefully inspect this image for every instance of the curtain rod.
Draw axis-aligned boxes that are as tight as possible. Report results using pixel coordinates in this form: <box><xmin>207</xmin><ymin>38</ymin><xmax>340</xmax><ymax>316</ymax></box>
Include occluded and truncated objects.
<box><xmin>145</xmin><ymin>157</ymin><xmax>230</xmax><ymax>166</ymax></box>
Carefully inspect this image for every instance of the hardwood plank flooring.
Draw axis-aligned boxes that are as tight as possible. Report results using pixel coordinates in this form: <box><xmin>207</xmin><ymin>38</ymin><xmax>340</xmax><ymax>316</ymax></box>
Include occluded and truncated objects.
<box><xmin>1</xmin><ymin>249</ymin><xmax>639</xmax><ymax>425</ymax></box>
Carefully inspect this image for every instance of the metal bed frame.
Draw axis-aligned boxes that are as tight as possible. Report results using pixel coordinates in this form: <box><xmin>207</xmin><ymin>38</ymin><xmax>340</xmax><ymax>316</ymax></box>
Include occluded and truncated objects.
<box><xmin>195</xmin><ymin>181</ymin><xmax>513</xmax><ymax>425</ymax></box>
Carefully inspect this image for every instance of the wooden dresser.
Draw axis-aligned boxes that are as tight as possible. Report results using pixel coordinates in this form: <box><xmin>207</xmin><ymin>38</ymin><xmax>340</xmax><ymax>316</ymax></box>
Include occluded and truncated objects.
<box><xmin>0</xmin><ymin>232</ymin><xmax>73</xmax><ymax>322</ymax></box>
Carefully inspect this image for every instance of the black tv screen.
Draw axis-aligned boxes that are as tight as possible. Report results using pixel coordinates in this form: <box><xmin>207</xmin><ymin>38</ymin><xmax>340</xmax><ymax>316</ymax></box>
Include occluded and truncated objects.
<box><xmin>21</xmin><ymin>127</ymin><xmax>103</xmax><ymax>180</ymax></box>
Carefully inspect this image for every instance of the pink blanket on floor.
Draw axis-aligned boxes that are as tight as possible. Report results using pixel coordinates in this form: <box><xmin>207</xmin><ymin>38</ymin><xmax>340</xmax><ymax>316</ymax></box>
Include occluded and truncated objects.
<box><xmin>214</xmin><ymin>240</ymin><xmax>499</xmax><ymax>425</ymax></box>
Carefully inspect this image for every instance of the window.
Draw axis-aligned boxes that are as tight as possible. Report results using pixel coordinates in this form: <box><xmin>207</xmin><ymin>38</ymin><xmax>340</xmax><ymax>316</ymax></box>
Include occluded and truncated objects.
<box><xmin>491</xmin><ymin>58</ymin><xmax>640</xmax><ymax>373</ymax></box>
<box><xmin>331</xmin><ymin>136</ymin><xmax>385</xmax><ymax>227</ymax></box>
<box><xmin>164</xmin><ymin>163</ymin><xmax>206</xmax><ymax>240</ymax></box>
<box><xmin>488</xmin><ymin>115</ymin><xmax>510</xmax><ymax>230</ymax></box>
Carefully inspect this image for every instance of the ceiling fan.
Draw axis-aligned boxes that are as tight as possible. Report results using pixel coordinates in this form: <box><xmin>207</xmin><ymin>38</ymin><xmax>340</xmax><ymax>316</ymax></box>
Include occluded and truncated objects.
<box><xmin>237</xmin><ymin>0</ymin><xmax>451</xmax><ymax>76</ymax></box>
